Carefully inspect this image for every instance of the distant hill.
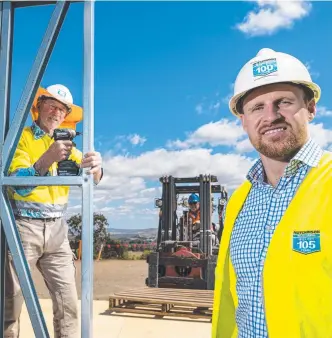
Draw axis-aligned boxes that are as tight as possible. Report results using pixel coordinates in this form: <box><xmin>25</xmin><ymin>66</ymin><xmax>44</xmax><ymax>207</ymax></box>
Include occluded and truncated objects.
<box><xmin>108</xmin><ymin>227</ymin><xmax>157</xmax><ymax>239</ymax></box>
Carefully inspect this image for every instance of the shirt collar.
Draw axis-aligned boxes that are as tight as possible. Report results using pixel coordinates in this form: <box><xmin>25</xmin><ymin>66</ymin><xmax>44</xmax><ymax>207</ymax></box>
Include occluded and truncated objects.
<box><xmin>31</xmin><ymin>122</ymin><xmax>47</xmax><ymax>140</ymax></box>
<box><xmin>247</xmin><ymin>138</ymin><xmax>323</xmax><ymax>184</ymax></box>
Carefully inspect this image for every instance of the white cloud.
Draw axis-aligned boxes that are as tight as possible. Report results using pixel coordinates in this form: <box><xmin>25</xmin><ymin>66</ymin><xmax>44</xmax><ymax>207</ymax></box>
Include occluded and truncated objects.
<box><xmin>124</xmin><ymin>197</ymin><xmax>152</xmax><ymax>205</ymax></box>
<box><xmin>310</xmin><ymin>122</ymin><xmax>332</xmax><ymax>148</ymax></box>
<box><xmin>195</xmin><ymin>104</ymin><xmax>203</xmax><ymax>114</ymax></box>
<box><xmin>235</xmin><ymin>138</ymin><xmax>255</xmax><ymax>153</ymax></box>
<box><xmin>236</xmin><ymin>0</ymin><xmax>312</xmax><ymax>36</ymax></box>
<box><xmin>222</xmin><ymin>83</ymin><xmax>234</xmax><ymax>105</ymax></box>
<box><xmin>305</xmin><ymin>61</ymin><xmax>320</xmax><ymax>79</ymax></box>
<box><xmin>102</xmin><ymin>147</ymin><xmax>254</xmax><ymax>190</ymax></box>
<box><xmin>110</xmin><ymin>133</ymin><xmax>147</xmax><ymax>151</ymax></box>
<box><xmin>195</xmin><ymin>92</ymin><xmax>222</xmax><ymax>116</ymax></box>
<box><xmin>167</xmin><ymin>119</ymin><xmax>246</xmax><ymax>149</ymax></box>
<box><xmin>97</xmin><ymin>204</ymin><xmax>157</xmax><ymax>219</ymax></box>
<box><xmin>316</xmin><ymin>106</ymin><xmax>332</xmax><ymax>117</ymax></box>
<box><xmin>99</xmin><ymin>205</ymin><xmax>133</xmax><ymax>216</ymax></box>
<box><xmin>96</xmin><ymin>175</ymin><xmax>147</xmax><ymax>200</ymax></box>
<box><xmin>128</xmin><ymin>134</ymin><xmax>147</xmax><ymax>146</ymax></box>
<box><xmin>210</xmin><ymin>101</ymin><xmax>221</xmax><ymax>110</ymax></box>
<box><xmin>124</xmin><ymin>188</ymin><xmax>161</xmax><ymax>205</ymax></box>
<box><xmin>79</xmin><ymin>146</ymin><xmax>254</xmax><ymax>225</ymax></box>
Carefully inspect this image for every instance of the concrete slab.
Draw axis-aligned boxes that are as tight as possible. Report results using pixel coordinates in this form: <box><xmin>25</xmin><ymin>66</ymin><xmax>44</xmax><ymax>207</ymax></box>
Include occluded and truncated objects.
<box><xmin>20</xmin><ymin>299</ymin><xmax>212</xmax><ymax>338</ymax></box>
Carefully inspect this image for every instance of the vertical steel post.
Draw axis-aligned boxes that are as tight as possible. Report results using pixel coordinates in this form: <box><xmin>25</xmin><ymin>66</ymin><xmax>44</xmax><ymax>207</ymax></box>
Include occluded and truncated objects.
<box><xmin>162</xmin><ymin>177</ymin><xmax>169</xmax><ymax>242</ymax></box>
<box><xmin>199</xmin><ymin>174</ymin><xmax>205</xmax><ymax>253</ymax></box>
<box><xmin>170</xmin><ymin>176</ymin><xmax>177</xmax><ymax>241</ymax></box>
<box><xmin>160</xmin><ymin>178</ymin><xmax>166</xmax><ymax>243</ymax></box>
<box><xmin>0</xmin><ymin>2</ymin><xmax>10</xmax><ymax>335</ymax></box>
<box><xmin>206</xmin><ymin>176</ymin><xmax>212</xmax><ymax>256</ymax></box>
<box><xmin>81</xmin><ymin>1</ymin><xmax>95</xmax><ymax>337</ymax></box>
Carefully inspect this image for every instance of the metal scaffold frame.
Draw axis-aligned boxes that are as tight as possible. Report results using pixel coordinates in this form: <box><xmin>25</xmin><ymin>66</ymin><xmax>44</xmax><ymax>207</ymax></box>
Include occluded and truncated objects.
<box><xmin>0</xmin><ymin>1</ymin><xmax>95</xmax><ymax>337</ymax></box>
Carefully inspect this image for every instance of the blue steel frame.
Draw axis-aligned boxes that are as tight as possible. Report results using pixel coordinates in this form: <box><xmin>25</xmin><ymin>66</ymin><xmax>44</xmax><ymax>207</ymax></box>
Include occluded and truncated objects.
<box><xmin>0</xmin><ymin>1</ymin><xmax>95</xmax><ymax>337</ymax></box>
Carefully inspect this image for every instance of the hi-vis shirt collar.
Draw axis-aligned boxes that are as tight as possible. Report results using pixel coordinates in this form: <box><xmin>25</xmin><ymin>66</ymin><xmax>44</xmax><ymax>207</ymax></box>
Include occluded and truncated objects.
<box><xmin>247</xmin><ymin>138</ymin><xmax>324</xmax><ymax>184</ymax></box>
<box><xmin>31</xmin><ymin>122</ymin><xmax>47</xmax><ymax>140</ymax></box>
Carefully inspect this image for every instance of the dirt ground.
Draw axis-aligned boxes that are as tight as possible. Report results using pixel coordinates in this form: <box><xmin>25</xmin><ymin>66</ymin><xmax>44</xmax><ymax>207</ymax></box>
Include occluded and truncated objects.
<box><xmin>31</xmin><ymin>259</ymin><xmax>149</xmax><ymax>300</ymax></box>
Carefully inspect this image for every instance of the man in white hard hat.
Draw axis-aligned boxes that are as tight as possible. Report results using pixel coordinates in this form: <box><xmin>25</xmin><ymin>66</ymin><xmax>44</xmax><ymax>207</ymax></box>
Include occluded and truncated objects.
<box><xmin>212</xmin><ymin>49</ymin><xmax>332</xmax><ymax>338</ymax></box>
<box><xmin>4</xmin><ymin>84</ymin><xmax>103</xmax><ymax>338</ymax></box>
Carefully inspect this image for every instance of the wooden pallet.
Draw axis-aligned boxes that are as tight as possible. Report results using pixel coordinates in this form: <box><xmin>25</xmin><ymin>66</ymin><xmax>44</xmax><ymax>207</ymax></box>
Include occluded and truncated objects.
<box><xmin>108</xmin><ymin>287</ymin><xmax>214</xmax><ymax>320</ymax></box>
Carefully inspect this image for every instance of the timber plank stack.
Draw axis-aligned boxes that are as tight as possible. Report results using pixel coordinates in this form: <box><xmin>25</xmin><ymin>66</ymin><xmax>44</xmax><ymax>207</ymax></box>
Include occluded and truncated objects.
<box><xmin>108</xmin><ymin>287</ymin><xmax>214</xmax><ymax>320</ymax></box>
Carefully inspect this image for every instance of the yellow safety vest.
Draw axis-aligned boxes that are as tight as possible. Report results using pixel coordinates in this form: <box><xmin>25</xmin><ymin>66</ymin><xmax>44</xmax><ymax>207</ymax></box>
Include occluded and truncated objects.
<box><xmin>212</xmin><ymin>152</ymin><xmax>332</xmax><ymax>338</ymax></box>
<box><xmin>7</xmin><ymin>126</ymin><xmax>82</xmax><ymax>218</ymax></box>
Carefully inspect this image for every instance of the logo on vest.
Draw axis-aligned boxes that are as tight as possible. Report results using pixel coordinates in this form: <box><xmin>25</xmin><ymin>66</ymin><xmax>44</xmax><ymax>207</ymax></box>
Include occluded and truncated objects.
<box><xmin>292</xmin><ymin>230</ymin><xmax>321</xmax><ymax>254</ymax></box>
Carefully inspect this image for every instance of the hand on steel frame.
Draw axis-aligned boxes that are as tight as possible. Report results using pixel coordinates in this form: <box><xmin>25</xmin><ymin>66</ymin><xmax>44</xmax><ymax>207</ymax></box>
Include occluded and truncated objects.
<box><xmin>80</xmin><ymin>151</ymin><xmax>102</xmax><ymax>175</ymax></box>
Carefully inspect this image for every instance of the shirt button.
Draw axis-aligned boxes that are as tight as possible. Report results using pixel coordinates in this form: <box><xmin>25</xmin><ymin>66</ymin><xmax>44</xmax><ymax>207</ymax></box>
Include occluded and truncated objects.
<box><xmin>266</xmin><ymin>225</ymin><xmax>273</xmax><ymax>231</ymax></box>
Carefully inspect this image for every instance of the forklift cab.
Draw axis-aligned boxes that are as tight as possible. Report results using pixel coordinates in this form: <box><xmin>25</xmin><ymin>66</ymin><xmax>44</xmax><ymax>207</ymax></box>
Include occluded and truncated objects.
<box><xmin>154</xmin><ymin>175</ymin><xmax>228</xmax><ymax>255</ymax></box>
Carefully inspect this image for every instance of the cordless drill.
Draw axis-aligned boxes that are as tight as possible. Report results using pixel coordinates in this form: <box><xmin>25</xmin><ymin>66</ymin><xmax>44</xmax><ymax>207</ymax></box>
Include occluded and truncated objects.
<box><xmin>53</xmin><ymin>128</ymin><xmax>82</xmax><ymax>176</ymax></box>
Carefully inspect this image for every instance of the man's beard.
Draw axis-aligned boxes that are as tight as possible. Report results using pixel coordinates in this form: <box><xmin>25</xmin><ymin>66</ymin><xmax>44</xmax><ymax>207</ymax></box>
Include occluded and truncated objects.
<box><xmin>250</xmin><ymin>125</ymin><xmax>307</xmax><ymax>162</ymax></box>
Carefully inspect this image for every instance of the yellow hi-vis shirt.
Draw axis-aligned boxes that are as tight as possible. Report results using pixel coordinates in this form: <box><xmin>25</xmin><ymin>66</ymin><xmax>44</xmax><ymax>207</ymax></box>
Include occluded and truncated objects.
<box><xmin>212</xmin><ymin>152</ymin><xmax>332</xmax><ymax>338</ymax></box>
<box><xmin>7</xmin><ymin>125</ymin><xmax>82</xmax><ymax>218</ymax></box>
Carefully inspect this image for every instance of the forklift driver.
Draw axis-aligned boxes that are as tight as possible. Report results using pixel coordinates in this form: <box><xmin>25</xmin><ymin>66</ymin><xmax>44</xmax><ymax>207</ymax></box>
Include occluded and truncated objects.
<box><xmin>188</xmin><ymin>193</ymin><xmax>219</xmax><ymax>246</ymax></box>
<box><xmin>188</xmin><ymin>193</ymin><xmax>201</xmax><ymax>241</ymax></box>
<box><xmin>188</xmin><ymin>194</ymin><xmax>201</xmax><ymax>228</ymax></box>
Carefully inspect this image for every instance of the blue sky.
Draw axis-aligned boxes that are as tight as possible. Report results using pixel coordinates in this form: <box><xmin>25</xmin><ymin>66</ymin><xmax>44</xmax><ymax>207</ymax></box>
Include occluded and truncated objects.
<box><xmin>10</xmin><ymin>1</ymin><xmax>332</xmax><ymax>229</ymax></box>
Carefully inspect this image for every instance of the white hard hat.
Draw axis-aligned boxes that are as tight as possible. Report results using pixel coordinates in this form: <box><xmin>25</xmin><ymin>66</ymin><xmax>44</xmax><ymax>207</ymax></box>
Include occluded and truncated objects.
<box><xmin>40</xmin><ymin>84</ymin><xmax>73</xmax><ymax>110</ymax></box>
<box><xmin>229</xmin><ymin>48</ymin><xmax>321</xmax><ymax>117</ymax></box>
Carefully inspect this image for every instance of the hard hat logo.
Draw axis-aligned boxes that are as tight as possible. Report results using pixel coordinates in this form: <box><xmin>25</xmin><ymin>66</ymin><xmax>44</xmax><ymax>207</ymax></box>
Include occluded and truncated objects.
<box><xmin>252</xmin><ymin>58</ymin><xmax>278</xmax><ymax>79</ymax></box>
<box><xmin>57</xmin><ymin>89</ymin><xmax>67</xmax><ymax>98</ymax></box>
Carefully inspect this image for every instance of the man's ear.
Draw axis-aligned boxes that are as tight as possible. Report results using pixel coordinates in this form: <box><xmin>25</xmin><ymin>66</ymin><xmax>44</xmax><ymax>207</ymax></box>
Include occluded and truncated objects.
<box><xmin>307</xmin><ymin>99</ymin><xmax>316</xmax><ymax>122</ymax></box>
<box><xmin>239</xmin><ymin>114</ymin><xmax>247</xmax><ymax>132</ymax></box>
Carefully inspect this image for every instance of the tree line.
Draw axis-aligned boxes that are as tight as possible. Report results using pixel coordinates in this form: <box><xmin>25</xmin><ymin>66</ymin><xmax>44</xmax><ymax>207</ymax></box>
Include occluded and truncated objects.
<box><xmin>67</xmin><ymin>212</ymin><xmax>155</xmax><ymax>260</ymax></box>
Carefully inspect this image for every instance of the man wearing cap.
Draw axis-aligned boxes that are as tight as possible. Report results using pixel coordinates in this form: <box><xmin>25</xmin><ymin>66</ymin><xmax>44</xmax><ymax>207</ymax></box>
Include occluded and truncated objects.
<box><xmin>4</xmin><ymin>84</ymin><xmax>103</xmax><ymax>338</ymax></box>
<box><xmin>212</xmin><ymin>49</ymin><xmax>332</xmax><ymax>337</ymax></box>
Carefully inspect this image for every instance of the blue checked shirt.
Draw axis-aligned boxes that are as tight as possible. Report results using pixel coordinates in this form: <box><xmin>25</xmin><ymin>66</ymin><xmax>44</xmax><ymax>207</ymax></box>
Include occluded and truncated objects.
<box><xmin>228</xmin><ymin>138</ymin><xmax>323</xmax><ymax>338</ymax></box>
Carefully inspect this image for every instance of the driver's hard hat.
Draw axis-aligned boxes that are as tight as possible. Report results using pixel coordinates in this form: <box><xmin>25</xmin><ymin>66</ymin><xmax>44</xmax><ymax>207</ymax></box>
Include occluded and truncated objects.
<box><xmin>39</xmin><ymin>84</ymin><xmax>73</xmax><ymax>112</ymax></box>
<box><xmin>229</xmin><ymin>48</ymin><xmax>321</xmax><ymax>117</ymax></box>
<box><xmin>188</xmin><ymin>193</ymin><xmax>199</xmax><ymax>204</ymax></box>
